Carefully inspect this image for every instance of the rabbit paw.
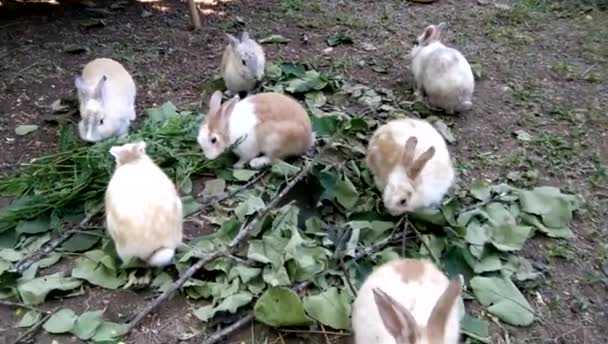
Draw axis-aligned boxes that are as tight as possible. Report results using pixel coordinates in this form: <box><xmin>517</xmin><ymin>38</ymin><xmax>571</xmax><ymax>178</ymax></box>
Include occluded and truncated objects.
<box><xmin>249</xmin><ymin>156</ymin><xmax>272</xmax><ymax>169</ymax></box>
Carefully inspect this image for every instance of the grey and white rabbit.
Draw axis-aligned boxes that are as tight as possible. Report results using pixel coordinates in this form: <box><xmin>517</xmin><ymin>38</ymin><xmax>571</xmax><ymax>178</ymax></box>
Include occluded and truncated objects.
<box><xmin>221</xmin><ymin>31</ymin><xmax>266</xmax><ymax>97</ymax></box>
<box><xmin>75</xmin><ymin>58</ymin><xmax>136</xmax><ymax>142</ymax></box>
<box><xmin>410</xmin><ymin>23</ymin><xmax>474</xmax><ymax>114</ymax></box>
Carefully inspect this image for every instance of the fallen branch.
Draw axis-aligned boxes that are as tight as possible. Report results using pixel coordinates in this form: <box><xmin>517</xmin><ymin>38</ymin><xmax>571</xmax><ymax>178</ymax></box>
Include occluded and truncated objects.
<box><xmin>187</xmin><ymin>0</ymin><xmax>202</xmax><ymax>30</ymax></box>
<box><xmin>10</xmin><ymin>204</ymin><xmax>103</xmax><ymax>274</ymax></box>
<box><xmin>127</xmin><ymin>161</ymin><xmax>315</xmax><ymax>332</ymax></box>
<box><xmin>2</xmin><ymin>301</ymin><xmax>54</xmax><ymax>344</ymax></box>
<box><xmin>201</xmin><ymin>313</ymin><xmax>254</xmax><ymax>344</ymax></box>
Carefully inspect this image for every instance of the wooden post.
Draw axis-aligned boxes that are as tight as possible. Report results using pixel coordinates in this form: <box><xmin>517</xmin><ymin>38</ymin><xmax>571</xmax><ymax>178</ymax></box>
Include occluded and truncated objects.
<box><xmin>187</xmin><ymin>0</ymin><xmax>202</xmax><ymax>30</ymax></box>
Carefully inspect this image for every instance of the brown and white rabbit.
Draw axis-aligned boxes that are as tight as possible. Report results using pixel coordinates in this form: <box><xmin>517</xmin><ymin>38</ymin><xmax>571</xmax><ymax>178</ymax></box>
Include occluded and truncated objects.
<box><xmin>105</xmin><ymin>141</ymin><xmax>183</xmax><ymax>267</ymax></box>
<box><xmin>366</xmin><ymin>118</ymin><xmax>455</xmax><ymax>216</ymax></box>
<box><xmin>410</xmin><ymin>22</ymin><xmax>474</xmax><ymax>114</ymax></box>
<box><xmin>75</xmin><ymin>58</ymin><xmax>136</xmax><ymax>142</ymax></box>
<box><xmin>197</xmin><ymin>91</ymin><xmax>315</xmax><ymax>169</ymax></box>
<box><xmin>221</xmin><ymin>31</ymin><xmax>266</xmax><ymax>97</ymax></box>
<box><xmin>352</xmin><ymin>258</ymin><xmax>463</xmax><ymax>344</ymax></box>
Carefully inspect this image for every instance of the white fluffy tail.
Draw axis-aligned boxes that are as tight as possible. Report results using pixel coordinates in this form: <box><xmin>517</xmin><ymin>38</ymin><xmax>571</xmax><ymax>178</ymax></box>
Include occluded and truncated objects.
<box><xmin>147</xmin><ymin>247</ymin><xmax>175</xmax><ymax>267</ymax></box>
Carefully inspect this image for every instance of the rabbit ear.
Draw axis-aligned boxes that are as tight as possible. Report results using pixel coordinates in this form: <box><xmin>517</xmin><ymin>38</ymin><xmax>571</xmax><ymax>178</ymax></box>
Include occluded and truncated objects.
<box><xmin>74</xmin><ymin>76</ymin><xmax>88</xmax><ymax>94</ymax></box>
<box><xmin>109</xmin><ymin>145</ymin><xmax>124</xmax><ymax>160</ymax></box>
<box><xmin>427</xmin><ymin>277</ymin><xmax>462</xmax><ymax>341</ymax></box>
<box><xmin>407</xmin><ymin>146</ymin><xmax>435</xmax><ymax>180</ymax></box>
<box><xmin>133</xmin><ymin>141</ymin><xmax>147</xmax><ymax>155</ymax></box>
<box><xmin>241</xmin><ymin>31</ymin><xmax>250</xmax><ymax>41</ymax></box>
<box><xmin>209</xmin><ymin>91</ymin><xmax>223</xmax><ymax>114</ymax></box>
<box><xmin>92</xmin><ymin>75</ymin><xmax>107</xmax><ymax>100</ymax></box>
<box><xmin>226</xmin><ymin>33</ymin><xmax>240</xmax><ymax>47</ymax></box>
<box><xmin>401</xmin><ymin>136</ymin><xmax>418</xmax><ymax>167</ymax></box>
<box><xmin>372</xmin><ymin>288</ymin><xmax>419</xmax><ymax>343</ymax></box>
<box><xmin>220</xmin><ymin>95</ymin><xmax>239</xmax><ymax>119</ymax></box>
<box><xmin>421</xmin><ymin>25</ymin><xmax>436</xmax><ymax>43</ymax></box>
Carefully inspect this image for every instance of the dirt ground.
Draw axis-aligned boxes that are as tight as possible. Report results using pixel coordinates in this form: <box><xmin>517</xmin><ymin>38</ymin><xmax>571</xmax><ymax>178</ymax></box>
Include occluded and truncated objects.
<box><xmin>1</xmin><ymin>0</ymin><xmax>607</xmax><ymax>343</ymax></box>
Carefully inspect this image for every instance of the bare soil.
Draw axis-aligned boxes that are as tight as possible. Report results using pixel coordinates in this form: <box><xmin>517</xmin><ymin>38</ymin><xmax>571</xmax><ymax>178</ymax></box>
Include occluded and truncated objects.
<box><xmin>1</xmin><ymin>0</ymin><xmax>607</xmax><ymax>343</ymax></box>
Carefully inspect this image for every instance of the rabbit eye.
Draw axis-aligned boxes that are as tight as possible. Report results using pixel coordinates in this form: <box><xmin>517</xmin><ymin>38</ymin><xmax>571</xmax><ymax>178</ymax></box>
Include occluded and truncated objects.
<box><xmin>411</xmin><ymin>39</ymin><xmax>419</xmax><ymax>45</ymax></box>
<box><xmin>99</xmin><ymin>118</ymin><xmax>104</xmax><ymax>125</ymax></box>
<box><xmin>399</xmin><ymin>199</ymin><xmax>407</xmax><ymax>206</ymax></box>
<box><xmin>241</xmin><ymin>59</ymin><xmax>247</xmax><ymax>66</ymax></box>
<box><xmin>210</xmin><ymin>137</ymin><xmax>217</xmax><ymax>144</ymax></box>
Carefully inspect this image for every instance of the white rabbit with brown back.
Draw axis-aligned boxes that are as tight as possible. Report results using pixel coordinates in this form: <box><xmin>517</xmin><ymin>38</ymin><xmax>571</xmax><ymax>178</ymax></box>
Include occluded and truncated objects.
<box><xmin>75</xmin><ymin>58</ymin><xmax>136</xmax><ymax>142</ymax></box>
<box><xmin>366</xmin><ymin>118</ymin><xmax>455</xmax><ymax>216</ymax></box>
<box><xmin>410</xmin><ymin>22</ymin><xmax>474</xmax><ymax>114</ymax></box>
<box><xmin>105</xmin><ymin>141</ymin><xmax>183</xmax><ymax>267</ymax></box>
<box><xmin>352</xmin><ymin>258</ymin><xmax>463</xmax><ymax>344</ymax></box>
<box><xmin>221</xmin><ymin>31</ymin><xmax>266</xmax><ymax>97</ymax></box>
<box><xmin>197</xmin><ymin>91</ymin><xmax>314</xmax><ymax>169</ymax></box>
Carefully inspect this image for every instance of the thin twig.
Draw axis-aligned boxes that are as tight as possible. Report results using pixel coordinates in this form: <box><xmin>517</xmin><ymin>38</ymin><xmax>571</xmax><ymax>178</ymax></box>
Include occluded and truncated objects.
<box><xmin>10</xmin><ymin>204</ymin><xmax>103</xmax><ymax>274</ymax></box>
<box><xmin>319</xmin><ymin>323</ymin><xmax>331</xmax><ymax>344</ymax></box>
<box><xmin>401</xmin><ymin>217</ymin><xmax>409</xmax><ymax>257</ymax></box>
<box><xmin>0</xmin><ymin>300</ymin><xmax>50</xmax><ymax>314</ymax></box>
<box><xmin>279</xmin><ymin>329</ymin><xmax>350</xmax><ymax>336</ymax></box>
<box><xmin>201</xmin><ymin>313</ymin><xmax>254</xmax><ymax>344</ymax></box>
<box><xmin>127</xmin><ymin>162</ymin><xmax>315</xmax><ymax>332</ymax></box>
<box><xmin>580</xmin><ymin>63</ymin><xmax>597</xmax><ymax>79</ymax></box>
<box><xmin>409</xmin><ymin>222</ymin><xmax>440</xmax><ymax>266</ymax></box>
<box><xmin>12</xmin><ymin>312</ymin><xmax>53</xmax><ymax>344</ymax></box>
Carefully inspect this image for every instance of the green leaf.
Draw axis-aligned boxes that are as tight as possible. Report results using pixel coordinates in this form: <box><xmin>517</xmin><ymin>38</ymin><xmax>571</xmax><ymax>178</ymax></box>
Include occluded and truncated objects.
<box><xmin>181</xmin><ymin>195</ymin><xmax>202</xmax><ymax>217</ymax></box>
<box><xmin>259</xmin><ymin>34</ymin><xmax>291</xmax><ymax>44</ymax></box>
<box><xmin>233</xmin><ymin>169</ymin><xmax>258</xmax><ymax>181</ymax></box>
<box><xmin>271</xmin><ymin>160</ymin><xmax>300</xmax><ymax>177</ymax></box>
<box><xmin>263</xmin><ymin>265</ymin><xmax>291</xmax><ymax>286</ymax></box>
<box><xmin>60</xmin><ymin>232</ymin><xmax>101</xmax><ymax>252</ymax></box>
<box><xmin>151</xmin><ymin>272</ymin><xmax>174</xmax><ymax>293</ymax></box>
<box><xmin>265</xmin><ymin>63</ymin><xmax>282</xmax><ymax>80</ymax></box>
<box><xmin>254</xmin><ymin>287</ymin><xmax>312</xmax><ymax>327</ymax></box>
<box><xmin>335</xmin><ymin>175</ymin><xmax>359</xmax><ymax>209</ymax></box>
<box><xmin>229</xmin><ymin>265</ymin><xmax>262</xmax><ymax>283</ymax></box>
<box><xmin>0</xmin><ymin>248</ymin><xmax>24</xmax><ymax>262</ymax></box>
<box><xmin>326</xmin><ymin>33</ymin><xmax>353</xmax><ymax>47</ymax></box>
<box><xmin>461</xmin><ymin>313</ymin><xmax>491</xmax><ymax>343</ymax></box>
<box><xmin>193</xmin><ymin>291</ymin><xmax>253</xmax><ymax>322</ymax></box>
<box><xmin>234</xmin><ymin>196</ymin><xmax>265</xmax><ymax>221</ymax></box>
<box><xmin>15</xmin><ymin>215</ymin><xmax>50</xmax><ymax>234</ymax></box>
<box><xmin>43</xmin><ymin>308</ymin><xmax>77</xmax><ymax>334</ymax></box>
<box><xmin>470</xmin><ymin>181</ymin><xmax>491</xmax><ymax>201</ymax></box>
<box><xmin>17</xmin><ymin>310</ymin><xmax>41</xmax><ymax>328</ymax></box>
<box><xmin>201</xmin><ymin>179</ymin><xmax>226</xmax><ymax>200</ymax></box>
<box><xmin>519</xmin><ymin>187</ymin><xmax>579</xmax><ymax>229</ymax></box>
<box><xmin>72</xmin><ymin>310</ymin><xmax>104</xmax><ymax>340</ymax></box>
<box><xmin>144</xmin><ymin>101</ymin><xmax>178</xmax><ymax>125</ymax></box>
<box><xmin>38</xmin><ymin>253</ymin><xmax>62</xmax><ymax>269</ymax></box>
<box><xmin>285</xmin><ymin>71</ymin><xmax>328</xmax><ymax>94</ymax></box>
<box><xmin>305</xmin><ymin>91</ymin><xmax>327</xmax><ymax>108</ymax></box>
<box><xmin>485</xmin><ymin>203</ymin><xmax>516</xmax><ymax>225</ymax></box>
<box><xmin>470</xmin><ymin>276</ymin><xmax>534</xmax><ymax>326</ymax></box>
<box><xmin>18</xmin><ymin>273</ymin><xmax>83</xmax><ymax>305</ymax></box>
<box><xmin>489</xmin><ymin>224</ymin><xmax>532</xmax><ymax>251</ymax></box>
<box><xmin>503</xmin><ymin>256</ymin><xmax>542</xmax><ymax>281</ymax></box>
<box><xmin>72</xmin><ymin>256</ymin><xmax>127</xmax><ymax>289</ymax></box>
<box><xmin>247</xmin><ymin>235</ymin><xmax>289</xmax><ymax>266</ymax></box>
<box><xmin>90</xmin><ymin>321</ymin><xmax>128</xmax><ymax>342</ymax></box>
<box><xmin>15</xmin><ymin>125</ymin><xmax>39</xmax><ymax>136</ymax></box>
<box><xmin>474</xmin><ymin>253</ymin><xmax>502</xmax><ymax>273</ymax></box>
<box><xmin>303</xmin><ymin>287</ymin><xmax>351</xmax><ymax>330</ymax></box>
<box><xmin>521</xmin><ymin>213</ymin><xmax>572</xmax><ymax>239</ymax></box>
<box><xmin>465</xmin><ymin>220</ymin><xmax>488</xmax><ymax>246</ymax></box>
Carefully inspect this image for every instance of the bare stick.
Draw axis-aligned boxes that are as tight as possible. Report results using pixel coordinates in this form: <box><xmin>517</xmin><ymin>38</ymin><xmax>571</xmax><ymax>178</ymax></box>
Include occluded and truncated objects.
<box><xmin>409</xmin><ymin>221</ymin><xmax>440</xmax><ymax>266</ymax></box>
<box><xmin>127</xmin><ymin>162</ymin><xmax>314</xmax><ymax>332</ymax></box>
<box><xmin>401</xmin><ymin>217</ymin><xmax>409</xmax><ymax>257</ymax></box>
<box><xmin>187</xmin><ymin>0</ymin><xmax>202</xmax><ymax>30</ymax></box>
<box><xmin>0</xmin><ymin>300</ymin><xmax>50</xmax><ymax>314</ymax></box>
<box><xmin>12</xmin><ymin>311</ymin><xmax>53</xmax><ymax>344</ymax></box>
<box><xmin>201</xmin><ymin>313</ymin><xmax>254</xmax><ymax>344</ymax></box>
<box><xmin>10</xmin><ymin>204</ymin><xmax>103</xmax><ymax>274</ymax></box>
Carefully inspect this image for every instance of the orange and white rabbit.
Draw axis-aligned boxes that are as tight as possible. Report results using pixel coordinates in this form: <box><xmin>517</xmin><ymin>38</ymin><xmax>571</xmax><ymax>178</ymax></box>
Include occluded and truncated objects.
<box><xmin>197</xmin><ymin>91</ymin><xmax>315</xmax><ymax>169</ymax></box>
<box><xmin>105</xmin><ymin>141</ymin><xmax>183</xmax><ymax>267</ymax></box>
<box><xmin>366</xmin><ymin>118</ymin><xmax>455</xmax><ymax>216</ymax></box>
<box><xmin>352</xmin><ymin>258</ymin><xmax>463</xmax><ymax>344</ymax></box>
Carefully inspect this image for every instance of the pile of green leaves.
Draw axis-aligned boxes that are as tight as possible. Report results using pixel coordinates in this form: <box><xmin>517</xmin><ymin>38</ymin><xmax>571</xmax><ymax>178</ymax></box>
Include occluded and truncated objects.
<box><xmin>0</xmin><ymin>62</ymin><xmax>582</xmax><ymax>343</ymax></box>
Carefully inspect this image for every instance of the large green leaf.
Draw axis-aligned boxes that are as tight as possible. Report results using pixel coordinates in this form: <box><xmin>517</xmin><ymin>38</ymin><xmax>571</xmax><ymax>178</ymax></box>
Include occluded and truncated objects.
<box><xmin>470</xmin><ymin>276</ymin><xmax>534</xmax><ymax>326</ymax></box>
<box><xmin>72</xmin><ymin>256</ymin><xmax>127</xmax><ymax>289</ymax></box>
<box><xmin>193</xmin><ymin>291</ymin><xmax>253</xmax><ymax>322</ymax></box>
<box><xmin>18</xmin><ymin>273</ymin><xmax>83</xmax><ymax>305</ymax></box>
<box><xmin>15</xmin><ymin>215</ymin><xmax>51</xmax><ymax>234</ymax></box>
<box><xmin>519</xmin><ymin>187</ymin><xmax>578</xmax><ymax>229</ymax></box>
<box><xmin>90</xmin><ymin>321</ymin><xmax>128</xmax><ymax>342</ymax></box>
<box><xmin>234</xmin><ymin>196</ymin><xmax>265</xmax><ymax>221</ymax></box>
<box><xmin>488</xmin><ymin>224</ymin><xmax>532</xmax><ymax>252</ymax></box>
<box><xmin>254</xmin><ymin>287</ymin><xmax>312</xmax><ymax>327</ymax></box>
<box><xmin>17</xmin><ymin>310</ymin><xmax>41</xmax><ymax>328</ymax></box>
<box><xmin>72</xmin><ymin>310</ymin><xmax>104</xmax><ymax>340</ymax></box>
<box><xmin>285</xmin><ymin>71</ymin><xmax>328</xmax><ymax>93</ymax></box>
<box><xmin>303</xmin><ymin>287</ymin><xmax>351</xmax><ymax>330</ymax></box>
<box><xmin>43</xmin><ymin>308</ymin><xmax>77</xmax><ymax>334</ymax></box>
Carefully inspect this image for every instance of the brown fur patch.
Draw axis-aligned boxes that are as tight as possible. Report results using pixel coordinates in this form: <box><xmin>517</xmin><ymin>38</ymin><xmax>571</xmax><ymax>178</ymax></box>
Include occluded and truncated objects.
<box><xmin>427</xmin><ymin>278</ymin><xmax>462</xmax><ymax>342</ymax></box>
<box><xmin>389</xmin><ymin>258</ymin><xmax>430</xmax><ymax>283</ymax></box>
<box><xmin>205</xmin><ymin>95</ymin><xmax>237</xmax><ymax>144</ymax></box>
<box><xmin>367</xmin><ymin>129</ymin><xmax>403</xmax><ymax>184</ymax></box>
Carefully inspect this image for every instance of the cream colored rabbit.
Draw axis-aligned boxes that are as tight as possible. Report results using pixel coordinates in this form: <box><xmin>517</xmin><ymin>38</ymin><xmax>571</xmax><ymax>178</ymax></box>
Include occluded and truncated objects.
<box><xmin>197</xmin><ymin>91</ymin><xmax>314</xmax><ymax>169</ymax></box>
<box><xmin>352</xmin><ymin>258</ymin><xmax>463</xmax><ymax>344</ymax></box>
<box><xmin>366</xmin><ymin>118</ymin><xmax>455</xmax><ymax>216</ymax></box>
<box><xmin>221</xmin><ymin>31</ymin><xmax>266</xmax><ymax>97</ymax></box>
<box><xmin>105</xmin><ymin>141</ymin><xmax>183</xmax><ymax>267</ymax></box>
<box><xmin>75</xmin><ymin>58</ymin><xmax>136</xmax><ymax>142</ymax></box>
<box><xmin>410</xmin><ymin>22</ymin><xmax>474</xmax><ymax>114</ymax></box>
